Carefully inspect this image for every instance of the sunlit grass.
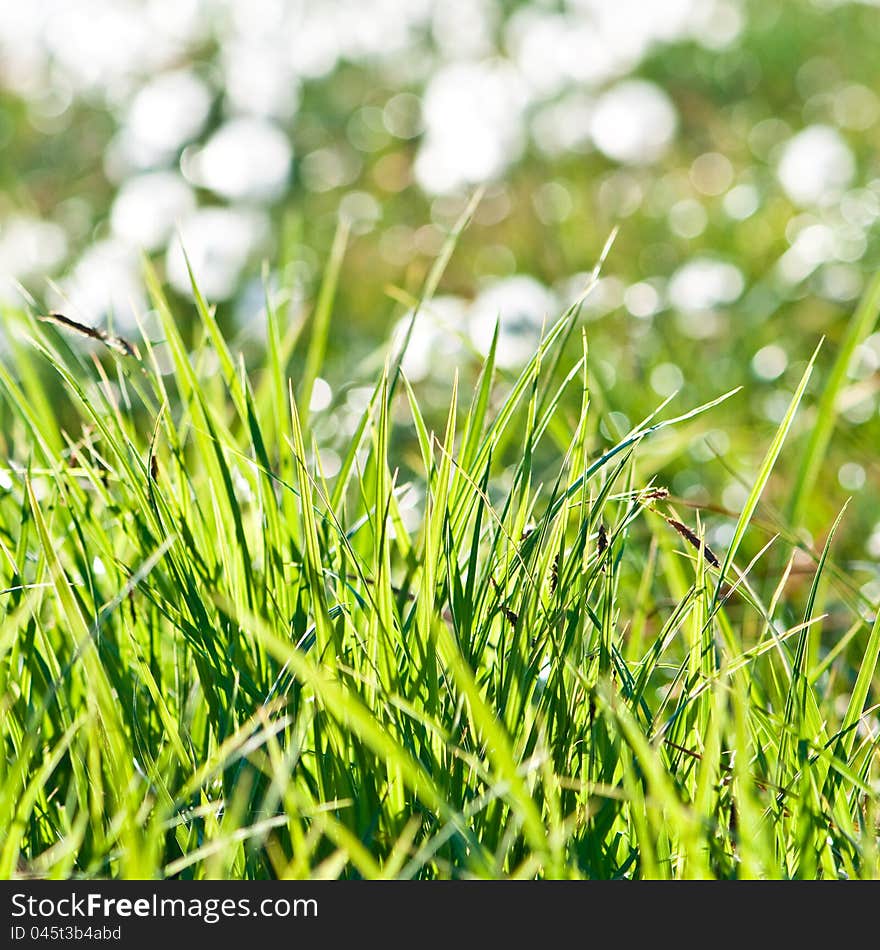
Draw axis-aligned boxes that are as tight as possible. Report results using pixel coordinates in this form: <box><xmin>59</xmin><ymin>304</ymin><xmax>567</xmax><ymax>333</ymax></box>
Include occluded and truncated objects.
<box><xmin>1</xmin><ymin>230</ymin><xmax>879</xmax><ymax>880</ymax></box>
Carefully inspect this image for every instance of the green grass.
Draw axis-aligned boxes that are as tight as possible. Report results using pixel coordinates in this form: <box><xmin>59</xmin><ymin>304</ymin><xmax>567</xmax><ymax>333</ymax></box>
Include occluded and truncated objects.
<box><xmin>1</xmin><ymin>232</ymin><xmax>879</xmax><ymax>880</ymax></box>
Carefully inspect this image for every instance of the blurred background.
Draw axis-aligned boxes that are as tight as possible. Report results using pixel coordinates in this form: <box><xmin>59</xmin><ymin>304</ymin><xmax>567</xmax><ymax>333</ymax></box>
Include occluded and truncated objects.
<box><xmin>1</xmin><ymin>0</ymin><xmax>879</xmax><ymax>588</ymax></box>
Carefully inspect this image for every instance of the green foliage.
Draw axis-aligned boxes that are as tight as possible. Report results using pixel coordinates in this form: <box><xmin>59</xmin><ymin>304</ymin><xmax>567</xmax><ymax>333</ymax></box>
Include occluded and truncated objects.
<box><xmin>1</xmin><ymin>244</ymin><xmax>879</xmax><ymax>880</ymax></box>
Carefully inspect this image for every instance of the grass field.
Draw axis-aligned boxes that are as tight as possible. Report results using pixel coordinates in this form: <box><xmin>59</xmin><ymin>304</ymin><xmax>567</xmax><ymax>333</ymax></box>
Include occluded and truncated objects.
<box><xmin>1</xmin><ymin>214</ymin><xmax>879</xmax><ymax>880</ymax></box>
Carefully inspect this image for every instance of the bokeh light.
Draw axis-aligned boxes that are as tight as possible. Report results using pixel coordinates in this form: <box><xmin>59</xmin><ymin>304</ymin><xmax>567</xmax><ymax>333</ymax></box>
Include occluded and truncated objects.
<box><xmin>2</xmin><ymin>0</ymin><xmax>880</xmax><ymax>559</ymax></box>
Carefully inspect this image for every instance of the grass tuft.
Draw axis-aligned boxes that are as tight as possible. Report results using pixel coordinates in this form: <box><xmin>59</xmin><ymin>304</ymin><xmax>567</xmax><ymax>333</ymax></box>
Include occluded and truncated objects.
<box><xmin>1</xmin><ymin>240</ymin><xmax>879</xmax><ymax>880</ymax></box>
